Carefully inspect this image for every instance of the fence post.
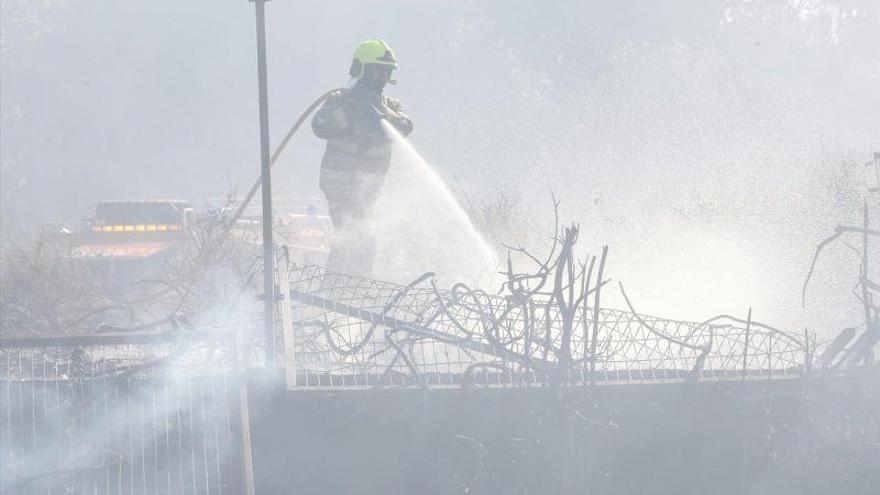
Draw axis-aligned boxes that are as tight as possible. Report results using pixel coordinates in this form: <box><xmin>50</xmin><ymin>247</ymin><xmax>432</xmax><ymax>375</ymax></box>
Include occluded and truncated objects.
<box><xmin>277</xmin><ymin>248</ymin><xmax>296</xmax><ymax>389</ymax></box>
<box><xmin>741</xmin><ymin>308</ymin><xmax>752</xmax><ymax>382</ymax></box>
<box><xmin>236</xmin><ymin>332</ymin><xmax>256</xmax><ymax>495</ymax></box>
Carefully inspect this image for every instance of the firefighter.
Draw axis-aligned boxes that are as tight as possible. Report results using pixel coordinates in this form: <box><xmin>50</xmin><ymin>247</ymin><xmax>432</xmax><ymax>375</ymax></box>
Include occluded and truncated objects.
<box><xmin>312</xmin><ymin>39</ymin><xmax>413</xmax><ymax>275</ymax></box>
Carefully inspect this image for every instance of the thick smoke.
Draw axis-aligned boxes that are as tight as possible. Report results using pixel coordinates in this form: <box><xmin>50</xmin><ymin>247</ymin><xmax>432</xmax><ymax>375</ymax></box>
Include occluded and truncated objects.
<box><xmin>2</xmin><ymin>0</ymin><xmax>878</xmax><ymax>336</ymax></box>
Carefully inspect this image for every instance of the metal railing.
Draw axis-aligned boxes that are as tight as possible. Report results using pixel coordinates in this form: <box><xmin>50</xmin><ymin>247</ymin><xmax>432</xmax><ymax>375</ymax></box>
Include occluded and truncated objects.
<box><xmin>0</xmin><ymin>334</ymin><xmax>245</xmax><ymax>495</ymax></box>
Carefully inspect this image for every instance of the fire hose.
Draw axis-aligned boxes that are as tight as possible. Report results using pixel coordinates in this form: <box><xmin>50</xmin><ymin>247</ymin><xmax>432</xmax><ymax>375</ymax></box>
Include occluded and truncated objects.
<box><xmin>149</xmin><ymin>88</ymin><xmax>344</xmax><ymax>315</ymax></box>
<box><xmin>226</xmin><ymin>87</ymin><xmax>345</xmax><ymax>227</ymax></box>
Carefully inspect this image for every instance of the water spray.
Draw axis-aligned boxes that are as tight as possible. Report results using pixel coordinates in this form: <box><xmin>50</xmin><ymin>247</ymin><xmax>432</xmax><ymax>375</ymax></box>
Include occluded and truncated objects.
<box><xmin>376</xmin><ymin>120</ymin><xmax>499</xmax><ymax>285</ymax></box>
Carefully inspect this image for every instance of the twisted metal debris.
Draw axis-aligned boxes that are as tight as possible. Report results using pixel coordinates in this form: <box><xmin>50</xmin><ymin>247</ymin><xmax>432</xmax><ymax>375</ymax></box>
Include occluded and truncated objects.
<box><xmin>286</xmin><ymin>255</ymin><xmax>805</xmax><ymax>389</ymax></box>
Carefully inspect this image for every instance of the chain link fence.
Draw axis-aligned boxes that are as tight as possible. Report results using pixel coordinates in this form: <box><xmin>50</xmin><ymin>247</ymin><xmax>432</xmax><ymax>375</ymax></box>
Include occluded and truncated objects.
<box><xmin>281</xmin><ymin>265</ymin><xmax>808</xmax><ymax>389</ymax></box>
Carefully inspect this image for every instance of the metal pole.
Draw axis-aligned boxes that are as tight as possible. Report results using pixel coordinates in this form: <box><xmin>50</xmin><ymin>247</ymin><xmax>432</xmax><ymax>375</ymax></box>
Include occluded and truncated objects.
<box><xmin>236</xmin><ymin>332</ymin><xmax>257</xmax><ymax>495</ymax></box>
<box><xmin>252</xmin><ymin>0</ymin><xmax>275</xmax><ymax>366</ymax></box>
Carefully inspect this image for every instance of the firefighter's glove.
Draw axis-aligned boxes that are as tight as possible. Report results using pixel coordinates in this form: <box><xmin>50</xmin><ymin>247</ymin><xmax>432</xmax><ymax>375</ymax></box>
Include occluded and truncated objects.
<box><xmin>378</xmin><ymin>99</ymin><xmax>413</xmax><ymax>137</ymax></box>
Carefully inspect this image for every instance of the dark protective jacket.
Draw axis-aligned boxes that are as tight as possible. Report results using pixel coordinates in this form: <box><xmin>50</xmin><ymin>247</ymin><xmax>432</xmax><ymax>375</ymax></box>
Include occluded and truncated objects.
<box><xmin>311</xmin><ymin>85</ymin><xmax>413</xmax><ymax>275</ymax></box>
<box><xmin>311</xmin><ymin>86</ymin><xmax>413</xmax><ymax>178</ymax></box>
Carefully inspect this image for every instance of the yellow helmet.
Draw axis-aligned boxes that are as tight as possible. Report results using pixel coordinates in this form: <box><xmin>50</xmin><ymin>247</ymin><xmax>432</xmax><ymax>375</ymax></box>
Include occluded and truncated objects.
<box><xmin>348</xmin><ymin>39</ymin><xmax>398</xmax><ymax>79</ymax></box>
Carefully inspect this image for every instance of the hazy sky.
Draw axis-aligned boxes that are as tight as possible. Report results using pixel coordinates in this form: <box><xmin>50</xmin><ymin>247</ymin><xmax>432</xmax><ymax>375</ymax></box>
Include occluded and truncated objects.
<box><xmin>2</xmin><ymin>0</ymin><xmax>878</xmax><ymax>333</ymax></box>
